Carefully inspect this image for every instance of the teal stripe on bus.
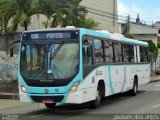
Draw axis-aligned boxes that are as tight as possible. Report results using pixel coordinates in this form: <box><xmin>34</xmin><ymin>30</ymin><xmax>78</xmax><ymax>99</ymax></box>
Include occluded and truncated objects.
<box><xmin>108</xmin><ymin>65</ymin><xmax>115</xmax><ymax>94</ymax></box>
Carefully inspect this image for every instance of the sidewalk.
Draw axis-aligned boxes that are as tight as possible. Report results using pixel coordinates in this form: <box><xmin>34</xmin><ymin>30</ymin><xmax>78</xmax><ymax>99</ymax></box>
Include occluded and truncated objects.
<box><xmin>150</xmin><ymin>75</ymin><xmax>160</xmax><ymax>82</ymax></box>
<box><xmin>0</xmin><ymin>75</ymin><xmax>160</xmax><ymax>99</ymax></box>
<box><xmin>0</xmin><ymin>93</ymin><xmax>19</xmax><ymax>99</ymax></box>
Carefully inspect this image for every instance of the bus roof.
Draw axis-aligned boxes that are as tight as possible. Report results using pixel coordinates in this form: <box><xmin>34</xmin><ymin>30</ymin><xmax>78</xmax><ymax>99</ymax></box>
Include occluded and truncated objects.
<box><xmin>80</xmin><ymin>28</ymin><xmax>148</xmax><ymax>47</ymax></box>
<box><xmin>23</xmin><ymin>27</ymin><xmax>148</xmax><ymax>47</ymax></box>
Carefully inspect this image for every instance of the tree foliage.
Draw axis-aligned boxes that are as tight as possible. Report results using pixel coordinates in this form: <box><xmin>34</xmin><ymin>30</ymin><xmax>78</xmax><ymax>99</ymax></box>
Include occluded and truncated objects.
<box><xmin>147</xmin><ymin>40</ymin><xmax>158</xmax><ymax>54</ymax></box>
<box><xmin>123</xmin><ymin>15</ymin><xmax>134</xmax><ymax>39</ymax></box>
<box><xmin>0</xmin><ymin>0</ymin><xmax>36</xmax><ymax>31</ymax></box>
<box><xmin>147</xmin><ymin>40</ymin><xmax>158</xmax><ymax>72</ymax></box>
<box><xmin>0</xmin><ymin>0</ymin><xmax>98</xmax><ymax>32</ymax></box>
<box><xmin>157</xmin><ymin>43</ymin><xmax>160</xmax><ymax>48</ymax></box>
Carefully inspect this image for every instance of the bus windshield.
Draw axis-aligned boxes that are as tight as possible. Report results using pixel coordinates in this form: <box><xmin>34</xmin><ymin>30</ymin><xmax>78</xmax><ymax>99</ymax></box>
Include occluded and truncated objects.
<box><xmin>20</xmin><ymin>43</ymin><xmax>79</xmax><ymax>80</ymax></box>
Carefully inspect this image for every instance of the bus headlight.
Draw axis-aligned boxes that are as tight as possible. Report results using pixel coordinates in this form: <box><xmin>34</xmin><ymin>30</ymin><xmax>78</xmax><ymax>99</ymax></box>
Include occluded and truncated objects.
<box><xmin>68</xmin><ymin>81</ymin><xmax>80</xmax><ymax>93</ymax></box>
<box><xmin>20</xmin><ymin>85</ymin><xmax>28</xmax><ymax>93</ymax></box>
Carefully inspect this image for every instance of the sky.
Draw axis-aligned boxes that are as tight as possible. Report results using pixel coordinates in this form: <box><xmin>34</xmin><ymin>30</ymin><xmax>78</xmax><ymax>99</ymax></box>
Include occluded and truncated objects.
<box><xmin>118</xmin><ymin>0</ymin><xmax>160</xmax><ymax>24</ymax></box>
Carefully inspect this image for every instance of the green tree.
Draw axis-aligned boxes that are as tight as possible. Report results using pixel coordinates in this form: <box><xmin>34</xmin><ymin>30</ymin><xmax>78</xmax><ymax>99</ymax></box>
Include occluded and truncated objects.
<box><xmin>33</xmin><ymin>0</ymin><xmax>57</xmax><ymax>28</ymax></box>
<box><xmin>123</xmin><ymin>15</ymin><xmax>134</xmax><ymax>39</ymax></box>
<box><xmin>147</xmin><ymin>40</ymin><xmax>158</xmax><ymax>72</ymax></box>
<box><xmin>77</xmin><ymin>17</ymin><xmax>98</xmax><ymax>29</ymax></box>
<box><xmin>0</xmin><ymin>0</ymin><xmax>36</xmax><ymax>31</ymax></box>
<box><xmin>35</xmin><ymin>0</ymin><xmax>97</xmax><ymax>29</ymax></box>
<box><xmin>59</xmin><ymin>0</ymin><xmax>87</xmax><ymax>27</ymax></box>
<box><xmin>58</xmin><ymin>0</ymin><xmax>98</xmax><ymax>28</ymax></box>
<box><xmin>0</xmin><ymin>0</ymin><xmax>98</xmax><ymax>31</ymax></box>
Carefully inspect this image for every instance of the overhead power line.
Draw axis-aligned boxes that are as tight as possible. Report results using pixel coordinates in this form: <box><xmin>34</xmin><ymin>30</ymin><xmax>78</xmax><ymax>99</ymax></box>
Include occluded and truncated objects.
<box><xmin>35</xmin><ymin>0</ymin><xmax>154</xmax><ymax>25</ymax></box>
<box><xmin>81</xmin><ymin>5</ymin><xmax>153</xmax><ymax>25</ymax></box>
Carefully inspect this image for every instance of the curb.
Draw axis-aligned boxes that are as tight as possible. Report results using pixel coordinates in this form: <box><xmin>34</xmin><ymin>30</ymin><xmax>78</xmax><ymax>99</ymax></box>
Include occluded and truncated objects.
<box><xmin>0</xmin><ymin>93</ymin><xmax>19</xmax><ymax>99</ymax></box>
<box><xmin>149</xmin><ymin>80</ymin><xmax>160</xmax><ymax>83</ymax></box>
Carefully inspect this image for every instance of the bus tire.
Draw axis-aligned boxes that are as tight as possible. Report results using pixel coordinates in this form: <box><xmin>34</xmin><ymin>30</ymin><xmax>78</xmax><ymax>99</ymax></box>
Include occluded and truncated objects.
<box><xmin>130</xmin><ymin>78</ymin><xmax>138</xmax><ymax>96</ymax></box>
<box><xmin>90</xmin><ymin>85</ymin><xmax>102</xmax><ymax>108</ymax></box>
<box><xmin>45</xmin><ymin>103</ymin><xmax>56</xmax><ymax>109</ymax></box>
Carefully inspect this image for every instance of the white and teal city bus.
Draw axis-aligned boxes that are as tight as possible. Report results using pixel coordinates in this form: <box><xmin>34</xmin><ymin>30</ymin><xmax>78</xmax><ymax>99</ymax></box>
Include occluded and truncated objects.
<box><xmin>10</xmin><ymin>27</ymin><xmax>150</xmax><ymax>108</ymax></box>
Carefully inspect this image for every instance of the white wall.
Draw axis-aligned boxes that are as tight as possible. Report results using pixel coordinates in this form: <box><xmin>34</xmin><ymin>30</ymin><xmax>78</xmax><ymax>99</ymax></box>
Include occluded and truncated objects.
<box><xmin>80</xmin><ymin>0</ymin><xmax>119</xmax><ymax>32</ymax></box>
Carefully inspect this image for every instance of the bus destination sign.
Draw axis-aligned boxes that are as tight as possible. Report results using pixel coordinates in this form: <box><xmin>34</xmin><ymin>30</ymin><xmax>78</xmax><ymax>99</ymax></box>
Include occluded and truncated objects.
<box><xmin>22</xmin><ymin>31</ymin><xmax>79</xmax><ymax>41</ymax></box>
<box><xmin>31</xmin><ymin>33</ymin><xmax>64</xmax><ymax>39</ymax></box>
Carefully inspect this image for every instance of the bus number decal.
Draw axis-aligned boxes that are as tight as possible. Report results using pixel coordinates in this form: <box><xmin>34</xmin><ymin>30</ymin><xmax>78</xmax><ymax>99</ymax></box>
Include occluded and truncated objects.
<box><xmin>31</xmin><ymin>34</ymin><xmax>39</xmax><ymax>39</ymax></box>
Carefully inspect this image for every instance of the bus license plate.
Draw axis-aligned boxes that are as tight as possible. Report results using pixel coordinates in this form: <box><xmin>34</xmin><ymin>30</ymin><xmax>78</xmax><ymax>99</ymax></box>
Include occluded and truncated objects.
<box><xmin>42</xmin><ymin>99</ymin><xmax>54</xmax><ymax>104</ymax></box>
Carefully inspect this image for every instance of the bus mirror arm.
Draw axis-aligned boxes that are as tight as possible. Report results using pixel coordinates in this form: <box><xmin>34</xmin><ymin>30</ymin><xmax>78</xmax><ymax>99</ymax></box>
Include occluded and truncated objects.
<box><xmin>9</xmin><ymin>40</ymin><xmax>20</xmax><ymax>57</ymax></box>
<box><xmin>83</xmin><ymin>39</ymin><xmax>89</xmax><ymax>45</ymax></box>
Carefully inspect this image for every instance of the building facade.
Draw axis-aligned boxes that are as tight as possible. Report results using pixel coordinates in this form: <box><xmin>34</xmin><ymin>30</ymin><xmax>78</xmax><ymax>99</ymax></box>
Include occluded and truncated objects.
<box><xmin>80</xmin><ymin>0</ymin><xmax>119</xmax><ymax>32</ymax></box>
<box><xmin>120</xmin><ymin>22</ymin><xmax>158</xmax><ymax>45</ymax></box>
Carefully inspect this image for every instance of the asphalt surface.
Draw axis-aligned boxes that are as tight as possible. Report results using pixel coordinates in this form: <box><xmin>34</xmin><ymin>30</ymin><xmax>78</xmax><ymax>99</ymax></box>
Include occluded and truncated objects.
<box><xmin>0</xmin><ymin>81</ymin><xmax>160</xmax><ymax>120</ymax></box>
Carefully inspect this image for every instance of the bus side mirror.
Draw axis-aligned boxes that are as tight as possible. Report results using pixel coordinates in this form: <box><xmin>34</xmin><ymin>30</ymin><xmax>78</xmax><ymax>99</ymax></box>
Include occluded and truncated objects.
<box><xmin>87</xmin><ymin>46</ymin><xmax>92</xmax><ymax>57</ymax></box>
<box><xmin>9</xmin><ymin>40</ymin><xmax>20</xmax><ymax>57</ymax></box>
<box><xmin>83</xmin><ymin>39</ymin><xmax>88</xmax><ymax>45</ymax></box>
<box><xmin>10</xmin><ymin>45</ymin><xmax>13</xmax><ymax>57</ymax></box>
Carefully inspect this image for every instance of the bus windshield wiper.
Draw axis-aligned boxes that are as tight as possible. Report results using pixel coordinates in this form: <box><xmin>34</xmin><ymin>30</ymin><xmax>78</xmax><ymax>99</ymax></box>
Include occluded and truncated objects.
<box><xmin>51</xmin><ymin>43</ymin><xmax>64</xmax><ymax>59</ymax></box>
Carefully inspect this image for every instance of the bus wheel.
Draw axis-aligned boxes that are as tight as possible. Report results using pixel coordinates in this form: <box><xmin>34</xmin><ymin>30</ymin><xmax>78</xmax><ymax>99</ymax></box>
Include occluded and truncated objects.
<box><xmin>90</xmin><ymin>86</ymin><xmax>101</xmax><ymax>108</ymax></box>
<box><xmin>130</xmin><ymin>78</ymin><xmax>138</xmax><ymax>96</ymax></box>
<box><xmin>45</xmin><ymin>103</ymin><xmax>56</xmax><ymax>109</ymax></box>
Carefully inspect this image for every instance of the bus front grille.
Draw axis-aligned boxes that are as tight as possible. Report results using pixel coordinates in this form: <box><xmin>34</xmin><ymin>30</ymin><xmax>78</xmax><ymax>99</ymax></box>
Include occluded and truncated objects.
<box><xmin>30</xmin><ymin>96</ymin><xmax>64</xmax><ymax>103</ymax></box>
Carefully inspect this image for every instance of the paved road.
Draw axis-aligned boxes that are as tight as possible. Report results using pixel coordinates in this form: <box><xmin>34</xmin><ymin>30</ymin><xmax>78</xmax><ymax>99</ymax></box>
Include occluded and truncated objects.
<box><xmin>0</xmin><ymin>81</ymin><xmax>160</xmax><ymax>120</ymax></box>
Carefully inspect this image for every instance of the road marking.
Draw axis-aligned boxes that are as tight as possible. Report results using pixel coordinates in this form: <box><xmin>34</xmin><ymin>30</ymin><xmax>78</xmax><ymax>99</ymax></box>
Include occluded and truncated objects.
<box><xmin>143</xmin><ymin>89</ymin><xmax>160</xmax><ymax>93</ymax></box>
<box><xmin>154</xmin><ymin>89</ymin><xmax>160</xmax><ymax>91</ymax></box>
<box><xmin>144</xmin><ymin>91</ymin><xmax>151</xmax><ymax>93</ymax></box>
<box><xmin>156</xmin><ymin>84</ymin><xmax>160</xmax><ymax>87</ymax></box>
<box><xmin>28</xmin><ymin>114</ymin><xmax>46</xmax><ymax>119</ymax></box>
<box><xmin>153</xmin><ymin>104</ymin><xmax>160</xmax><ymax>108</ymax></box>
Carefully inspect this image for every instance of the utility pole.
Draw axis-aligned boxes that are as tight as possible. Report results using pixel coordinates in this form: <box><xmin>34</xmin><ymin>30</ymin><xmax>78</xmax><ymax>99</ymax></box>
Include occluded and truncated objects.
<box><xmin>113</xmin><ymin>0</ymin><xmax>116</xmax><ymax>27</ymax></box>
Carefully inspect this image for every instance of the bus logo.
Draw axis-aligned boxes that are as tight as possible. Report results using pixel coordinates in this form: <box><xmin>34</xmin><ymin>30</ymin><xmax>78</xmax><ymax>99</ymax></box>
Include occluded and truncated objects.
<box><xmin>44</xmin><ymin>89</ymin><xmax>49</xmax><ymax>94</ymax></box>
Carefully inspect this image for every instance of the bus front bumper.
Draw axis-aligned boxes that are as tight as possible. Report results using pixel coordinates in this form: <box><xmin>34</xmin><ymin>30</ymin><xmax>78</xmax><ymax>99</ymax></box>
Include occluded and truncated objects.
<box><xmin>20</xmin><ymin>89</ymin><xmax>84</xmax><ymax>104</ymax></box>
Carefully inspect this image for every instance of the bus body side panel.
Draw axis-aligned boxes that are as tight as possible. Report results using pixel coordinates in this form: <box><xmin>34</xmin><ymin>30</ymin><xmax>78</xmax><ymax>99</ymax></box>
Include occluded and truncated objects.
<box><xmin>142</xmin><ymin>64</ymin><xmax>150</xmax><ymax>85</ymax></box>
<box><xmin>106</xmin><ymin>65</ymin><xmax>125</xmax><ymax>94</ymax></box>
<box><xmin>121</xmin><ymin>64</ymin><xmax>150</xmax><ymax>92</ymax></box>
<box><xmin>82</xmin><ymin>66</ymin><xmax>106</xmax><ymax>103</ymax></box>
<box><xmin>81</xmin><ymin>64</ymin><xmax>150</xmax><ymax>103</ymax></box>
<box><xmin>135</xmin><ymin>64</ymin><xmax>150</xmax><ymax>86</ymax></box>
<box><xmin>81</xmin><ymin>64</ymin><xmax>125</xmax><ymax>103</ymax></box>
<box><xmin>122</xmin><ymin>65</ymin><xmax>138</xmax><ymax>92</ymax></box>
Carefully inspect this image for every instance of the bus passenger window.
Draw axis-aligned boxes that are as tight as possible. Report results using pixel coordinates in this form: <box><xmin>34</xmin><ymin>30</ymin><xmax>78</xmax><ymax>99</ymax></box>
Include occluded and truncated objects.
<box><xmin>140</xmin><ymin>46</ymin><xmax>143</xmax><ymax>62</ymax></box>
<box><xmin>143</xmin><ymin>47</ymin><xmax>148</xmax><ymax>62</ymax></box>
<box><xmin>114</xmin><ymin>42</ymin><xmax>122</xmax><ymax>63</ymax></box>
<box><xmin>104</xmin><ymin>41</ymin><xmax>114</xmax><ymax>63</ymax></box>
<box><xmin>123</xmin><ymin>44</ymin><xmax>130</xmax><ymax>62</ymax></box>
<box><xmin>140</xmin><ymin>46</ymin><xmax>148</xmax><ymax>62</ymax></box>
<box><xmin>83</xmin><ymin>39</ymin><xmax>93</xmax><ymax>65</ymax></box>
<box><xmin>130</xmin><ymin>45</ymin><xmax>135</xmax><ymax>62</ymax></box>
<box><xmin>94</xmin><ymin>39</ymin><xmax>104</xmax><ymax>64</ymax></box>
